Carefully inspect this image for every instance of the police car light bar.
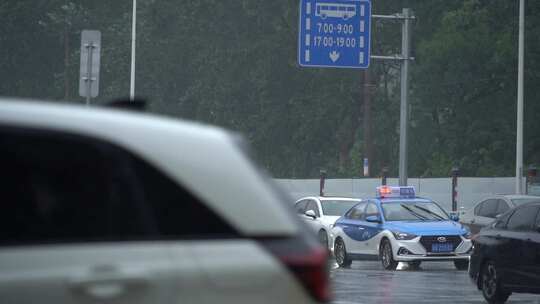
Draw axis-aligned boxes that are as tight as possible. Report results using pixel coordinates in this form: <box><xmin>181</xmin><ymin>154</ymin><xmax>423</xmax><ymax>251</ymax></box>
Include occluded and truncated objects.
<box><xmin>376</xmin><ymin>186</ymin><xmax>416</xmax><ymax>198</ymax></box>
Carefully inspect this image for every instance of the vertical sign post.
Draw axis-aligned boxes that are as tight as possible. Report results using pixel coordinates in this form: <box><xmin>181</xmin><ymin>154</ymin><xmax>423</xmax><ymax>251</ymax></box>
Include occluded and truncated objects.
<box><xmin>363</xmin><ymin>158</ymin><xmax>369</xmax><ymax>177</ymax></box>
<box><xmin>319</xmin><ymin>170</ymin><xmax>327</xmax><ymax>196</ymax></box>
<box><xmin>515</xmin><ymin>0</ymin><xmax>525</xmax><ymax>194</ymax></box>
<box><xmin>299</xmin><ymin>0</ymin><xmax>371</xmax><ymax>69</ymax></box>
<box><xmin>79</xmin><ymin>30</ymin><xmax>101</xmax><ymax>105</ymax></box>
<box><xmin>451</xmin><ymin>167</ymin><xmax>460</xmax><ymax>212</ymax></box>
<box><xmin>363</xmin><ymin>11</ymin><xmax>415</xmax><ymax>185</ymax></box>
<box><xmin>398</xmin><ymin>8</ymin><xmax>412</xmax><ymax>186</ymax></box>
<box><xmin>130</xmin><ymin>0</ymin><xmax>137</xmax><ymax>101</ymax></box>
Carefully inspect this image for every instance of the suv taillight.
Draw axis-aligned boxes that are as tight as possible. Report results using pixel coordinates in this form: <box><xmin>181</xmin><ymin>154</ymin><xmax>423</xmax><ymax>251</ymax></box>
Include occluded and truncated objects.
<box><xmin>259</xmin><ymin>238</ymin><xmax>331</xmax><ymax>303</ymax></box>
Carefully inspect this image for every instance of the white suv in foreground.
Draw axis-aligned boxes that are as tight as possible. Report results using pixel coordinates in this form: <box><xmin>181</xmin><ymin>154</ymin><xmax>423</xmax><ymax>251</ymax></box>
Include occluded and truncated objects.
<box><xmin>0</xmin><ymin>99</ymin><xmax>329</xmax><ymax>304</ymax></box>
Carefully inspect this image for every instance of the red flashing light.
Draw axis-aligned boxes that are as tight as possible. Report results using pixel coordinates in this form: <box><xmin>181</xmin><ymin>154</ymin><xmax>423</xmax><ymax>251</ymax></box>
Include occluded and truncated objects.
<box><xmin>379</xmin><ymin>186</ymin><xmax>392</xmax><ymax>197</ymax></box>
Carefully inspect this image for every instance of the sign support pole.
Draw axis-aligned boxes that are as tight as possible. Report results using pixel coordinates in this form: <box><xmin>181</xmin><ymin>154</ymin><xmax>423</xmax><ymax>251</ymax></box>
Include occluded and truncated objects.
<box><xmin>371</xmin><ymin>9</ymin><xmax>415</xmax><ymax>186</ymax></box>
<box><xmin>85</xmin><ymin>42</ymin><xmax>93</xmax><ymax>106</ymax></box>
<box><xmin>398</xmin><ymin>8</ymin><xmax>412</xmax><ymax>186</ymax></box>
<box><xmin>130</xmin><ymin>0</ymin><xmax>137</xmax><ymax>101</ymax></box>
<box><xmin>516</xmin><ymin>0</ymin><xmax>525</xmax><ymax>194</ymax></box>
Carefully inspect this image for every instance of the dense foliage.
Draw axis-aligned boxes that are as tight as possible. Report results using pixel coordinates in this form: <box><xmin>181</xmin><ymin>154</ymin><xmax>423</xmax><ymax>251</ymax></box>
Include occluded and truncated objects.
<box><xmin>1</xmin><ymin>0</ymin><xmax>538</xmax><ymax>178</ymax></box>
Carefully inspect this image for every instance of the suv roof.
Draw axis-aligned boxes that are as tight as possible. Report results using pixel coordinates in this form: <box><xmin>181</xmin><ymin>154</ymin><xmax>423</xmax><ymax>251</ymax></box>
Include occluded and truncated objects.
<box><xmin>0</xmin><ymin>99</ymin><xmax>299</xmax><ymax>236</ymax></box>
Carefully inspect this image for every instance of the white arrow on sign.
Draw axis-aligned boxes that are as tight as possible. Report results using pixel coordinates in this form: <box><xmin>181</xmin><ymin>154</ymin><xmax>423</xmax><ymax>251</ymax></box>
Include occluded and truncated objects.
<box><xmin>329</xmin><ymin>51</ymin><xmax>340</xmax><ymax>62</ymax></box>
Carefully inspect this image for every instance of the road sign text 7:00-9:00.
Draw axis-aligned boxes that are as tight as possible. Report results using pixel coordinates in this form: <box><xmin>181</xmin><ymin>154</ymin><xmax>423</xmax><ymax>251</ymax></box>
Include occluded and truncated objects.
<box><xmin>314</xmin><ymin>22</ymin><xmax>357</xmax><ymax>48</ymax></box>
<box><xmin>317</xmin><ymin>22</ymin><xmax>354</xmax><ymax>34</ymax></box>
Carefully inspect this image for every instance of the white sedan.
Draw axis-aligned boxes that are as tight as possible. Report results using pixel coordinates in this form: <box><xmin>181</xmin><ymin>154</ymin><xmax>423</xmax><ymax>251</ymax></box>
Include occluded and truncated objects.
<box><xmin>295</xmin><ymin>197</ymin><xmax>362</xmax><ymax>249</ymax></box>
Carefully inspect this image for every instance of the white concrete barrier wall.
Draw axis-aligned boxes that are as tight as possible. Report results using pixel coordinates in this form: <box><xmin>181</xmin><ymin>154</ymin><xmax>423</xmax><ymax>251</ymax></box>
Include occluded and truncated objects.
<box><xmin>274</xmin><ymin>177</ymin><xmax>524</xmax><ymax>212</ymax></box>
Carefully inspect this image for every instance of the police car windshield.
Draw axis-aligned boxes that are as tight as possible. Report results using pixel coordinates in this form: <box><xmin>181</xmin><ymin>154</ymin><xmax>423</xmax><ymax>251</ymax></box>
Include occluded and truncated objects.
<box><xmin>321</xmin><ymin>200</ymin><xmax>361</xmax><ymax>216</ymax></box>
<box><xmin>382</xmin><ymin>201</ymin><xmax>449</xmax><ymax>221</ymax></box>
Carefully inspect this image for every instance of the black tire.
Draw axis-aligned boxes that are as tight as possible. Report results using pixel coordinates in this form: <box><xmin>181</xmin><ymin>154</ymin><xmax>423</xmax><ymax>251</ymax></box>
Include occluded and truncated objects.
<box><xmin>334</xmin><ymin>238</ymin><xmax>352</xmax><ymax>268</ymax></box>
<box><xmin>454</xmin><ymin>259</ymin><xmax>469</xmax><ymax>271</ymax></box>
<box><xmin>480</xmin><ymin>261</ymin><xmax>511</xmax><ymax>304</ymax></box>
<box><xmin>318</xmin><ymin>230</ymin><xmax>329</xmax><ymax>249</ymax></box>
<box><xmin>380</xmin><ymin>239</ymin><xmax>398</xmax><ymax>270</ymax></box>
<box><xmin>408</xmin><ymin>261</ymin><xmax>421</xmax><ymax>269</ymax></box>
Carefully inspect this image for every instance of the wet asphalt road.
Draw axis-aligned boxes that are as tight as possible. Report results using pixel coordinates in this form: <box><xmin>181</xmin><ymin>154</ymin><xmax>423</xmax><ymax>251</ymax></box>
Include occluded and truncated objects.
<box><xmin>330</xmin><ymin>260</ymin><xmax>540</xmax><ymax>304</ymax></box>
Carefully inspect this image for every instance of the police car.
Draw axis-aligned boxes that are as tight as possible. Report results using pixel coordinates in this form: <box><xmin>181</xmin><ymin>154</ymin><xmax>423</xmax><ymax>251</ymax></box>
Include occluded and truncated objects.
<box><xmin>331</xmin><ymin>186</ymin><xmax>472</xmax><ymax>270</ymax></box>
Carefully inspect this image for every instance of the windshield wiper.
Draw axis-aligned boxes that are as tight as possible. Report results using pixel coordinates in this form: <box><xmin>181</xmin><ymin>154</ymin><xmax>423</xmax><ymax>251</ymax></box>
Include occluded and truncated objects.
<box><xmin>400</xmin><ymin>204</ymin><xmax>429</xmax><ymax>221</ymax></box>
<box><xmin>412</xmin><ymin>205</ymin><xmax>446</xmax><ymax>221</ymax></box>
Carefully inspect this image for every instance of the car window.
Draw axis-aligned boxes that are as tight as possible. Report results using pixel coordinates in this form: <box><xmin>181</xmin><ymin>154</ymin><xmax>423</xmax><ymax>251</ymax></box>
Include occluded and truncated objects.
<box><xmin>320</xmin><ymin>200</ymin><xmax>360</xmax><ymax>216</ymax></box>
<box><xmin>0</xmin><ymin>128</ymin><xmax>150</xmax><ymax>245</ymax></box>
<box><xmin>493</xmin><ymin>211</ymin><xmax>512</xmax><ymax>229</ymax></box>
<box><xmin>495</xmin><ymin>200</ymin><xmax>510</xmax><ymax>215</ymax></box>
<box><xmin>0</xmin><ymin>127</ymin><xmax>237</xmax><ymax>245</ymax></box>
<box><xmin>131</xmin><ymin>153</ymin><xmax>237</xmax><ymax>238</ymax></box>
<box><xmin>346</xmin><ymin>202</ymin><xmax>366</xmax><ymax>220</ymax></box>
<box><xmin>474</xmin><ymin>201</ymin><xmax>484</xmax><ymax>216</ymax></box>
<box><xmin>365</xmin><ymin>202</ymin><xmax>380</xmax><ymax>218</ymax></box>
<box><xmin>295</xmin><ymin>200</ymin><xmax>308</xmax><ymax>214</ymax></box>
<box><xmin>305</xmin><ymin>200</ymin><xmax>320</xmax><ymax>217</ymax></box>
<box><xmin>477</xmin><ymin>199</ymin><xmax>498</xmax><ymax>218</ymax></box>
<box><xmin>506</xmin><ymin>205</ymin><xmax>540</xmax><ymax>232</ymax></box>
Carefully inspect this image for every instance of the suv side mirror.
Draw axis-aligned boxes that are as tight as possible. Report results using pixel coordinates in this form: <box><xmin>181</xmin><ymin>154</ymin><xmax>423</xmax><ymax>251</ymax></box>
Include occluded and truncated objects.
<box><xmin>366</xmin><ymin>215</ymin><xmax>381</xmax><ymax>223</ymax></box>
<box><xmin>449</xmin><ymin>213</ymin><xmax>460</xmax><ymax>222</ymax></box>
<box><xmin>305</xmin><ymin>210</ymin><xmax>317</xmax><ymax>219</ymax></box>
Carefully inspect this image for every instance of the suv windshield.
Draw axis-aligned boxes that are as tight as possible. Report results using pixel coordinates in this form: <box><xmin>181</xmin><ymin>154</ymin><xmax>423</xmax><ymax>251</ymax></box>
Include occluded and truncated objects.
<box><xmin>321</xmin><ymin>200</ymin><xmax>360</xmax><ymax>216</ymax></box>
<box><xmin>382</xmin><ymin>201</ymin><xmax>449</xmax><ymax>222</ymax></box>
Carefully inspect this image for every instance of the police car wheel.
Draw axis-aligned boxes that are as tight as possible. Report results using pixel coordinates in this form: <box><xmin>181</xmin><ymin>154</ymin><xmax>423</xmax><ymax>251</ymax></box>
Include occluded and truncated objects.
<box><xmin>334</xmin><ymin>238</ymin><xmax>352</xmax><ymax>268</ymax></box>
<box><xmin>380</xmin><ymin>239</ymin><xmax>398</xmax><ymax>270</ymax></box>
<box><xmin>481</xmin><ymin>261</ymin><xmax>511</xmax><ymax>303</ymax></box>
<box><xmin>454</xmin><ymin>259</ymin><xmax>469</xmax><ymax>270</ymax></box>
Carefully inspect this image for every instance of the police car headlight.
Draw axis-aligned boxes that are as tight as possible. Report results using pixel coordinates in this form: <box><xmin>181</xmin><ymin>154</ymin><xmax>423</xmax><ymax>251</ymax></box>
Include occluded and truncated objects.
<box><xmin>391</xmin><ymin>231</ymin><xmax>416</xmax><ymax>240</ymax></box>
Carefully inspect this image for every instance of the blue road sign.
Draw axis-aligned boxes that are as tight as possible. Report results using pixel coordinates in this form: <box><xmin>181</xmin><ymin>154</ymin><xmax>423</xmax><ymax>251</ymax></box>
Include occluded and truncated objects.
<box><xmin>298</xmin><ymin>0</ymin><xmax>371</xmax><ymax>69</ymax></box>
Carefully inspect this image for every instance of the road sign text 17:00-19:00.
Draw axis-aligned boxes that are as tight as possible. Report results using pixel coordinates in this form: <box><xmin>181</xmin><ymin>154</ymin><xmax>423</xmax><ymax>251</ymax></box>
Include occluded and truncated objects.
<box><xmin>298</xmin><ymin>0</ymin><xmax>371</xmax><ymax>69</ymax></box>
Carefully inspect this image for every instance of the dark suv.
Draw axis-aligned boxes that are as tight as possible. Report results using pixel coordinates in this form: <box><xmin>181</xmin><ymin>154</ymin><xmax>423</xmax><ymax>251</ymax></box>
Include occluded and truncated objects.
<box><xmin>468</xmin><ymin>201</ymin><xmax>540</xmax><ymax>303</ymax></box>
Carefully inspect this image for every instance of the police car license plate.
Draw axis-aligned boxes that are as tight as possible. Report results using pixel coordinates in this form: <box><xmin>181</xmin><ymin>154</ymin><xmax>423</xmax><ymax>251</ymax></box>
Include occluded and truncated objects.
<box><xmin>431</xmin><ymin>243</ymin><xmax>453</xmax><ymax>252</ymax></box>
